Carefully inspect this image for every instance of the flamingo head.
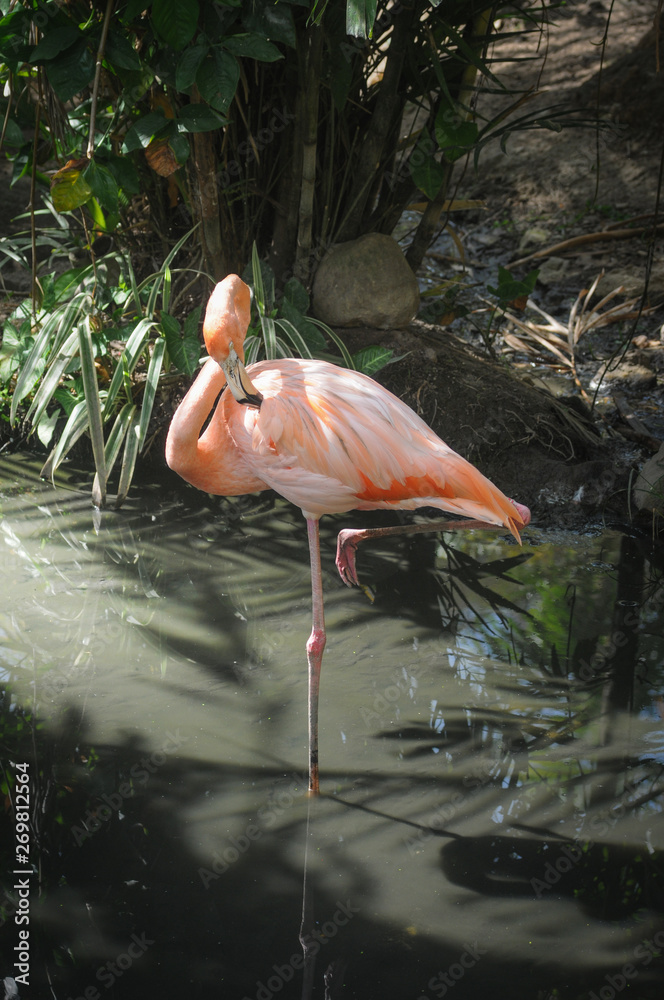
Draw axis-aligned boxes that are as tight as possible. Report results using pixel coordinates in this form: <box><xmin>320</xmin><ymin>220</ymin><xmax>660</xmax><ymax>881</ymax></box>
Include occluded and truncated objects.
<box><xmin>203</xmin><ymin>274</ymin><xmax>262</xmax><ymax>409</ymax></box>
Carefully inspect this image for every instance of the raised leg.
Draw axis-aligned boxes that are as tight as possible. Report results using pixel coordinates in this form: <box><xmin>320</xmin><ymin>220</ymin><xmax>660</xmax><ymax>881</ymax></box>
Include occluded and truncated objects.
<box><xmin>336</xmin><ymin>501</ymin><xmax>531</xmax><ymax>587</ymax></box>
<box><xmin>305</xmin><ymin>517</ymin><xmax>326</xmax><ymax>795</ymax></box>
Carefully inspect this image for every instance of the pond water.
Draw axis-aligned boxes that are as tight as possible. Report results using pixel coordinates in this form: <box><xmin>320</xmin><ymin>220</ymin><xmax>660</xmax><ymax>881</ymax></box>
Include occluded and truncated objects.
<box><xmin>1</xmin><ymin>452</ymin><xmax>663</xmax><ymax>1000</ymax></box>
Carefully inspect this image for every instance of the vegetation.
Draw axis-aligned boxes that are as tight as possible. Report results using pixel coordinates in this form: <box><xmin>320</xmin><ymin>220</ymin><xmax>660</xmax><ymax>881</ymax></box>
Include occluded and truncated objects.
<box><xmin>0</xmin><ymin>0</ymin><xmax>602</xmax><ymax>503</ymax></box>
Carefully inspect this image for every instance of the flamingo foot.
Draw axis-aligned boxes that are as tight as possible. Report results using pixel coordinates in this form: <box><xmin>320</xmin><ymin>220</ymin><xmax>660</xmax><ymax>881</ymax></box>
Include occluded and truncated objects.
<box><xmin>335</xmin><ymin>528</ymin><xmax>365</xmax><ymax>587</ymax></box>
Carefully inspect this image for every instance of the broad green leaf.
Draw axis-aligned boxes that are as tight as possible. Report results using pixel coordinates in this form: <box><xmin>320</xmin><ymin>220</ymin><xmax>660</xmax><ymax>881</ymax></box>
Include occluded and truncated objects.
<box><xmin>51</xmin><ymin>161</ymin><xmax>93</xmax><ymax>212</ymax></box>
<box><xmin>44</xmin><ymin>38</ymin><xmax>96</xmax><ymax>102</ymax></box>
<box><xmin>152</xmin><ymin>0</ymin><xmax>199</xmax><ymax>49</ymax></box>
<box><xmin>176</xmin><ymin>103</ymin><xmax>228</xmax><ymax>132</ymax></box>
<box><xmin>105</xmin><ymin>29</ymin><xmax>143</xmax><ymax>71</ymax></box>
<box><xmin>279</xmin><ymin>298</ymin><xmax>327</xmax><ymax>351</ymax></box>
<box><xmin>409</xmin><ymin>145</ymin><xmax>447</xmax><ymax>200</ymax></box>
<box><xmin>2</xmin><ymin>119</ymin><xmax>23</xmax><ymax>147</ymax></box>
<box><xmin>122</xmin><ymin>110</ymin><xmax>168</xmax><ymax>153</ymax></box>
<box><xmin>161</xmin><ymin>312</ymin><xmax>200</xmax><ymax>376</ymax></box>
<box><xmin>351</xmin><ymin>345</ymin><xmax>396</xmax><ymax>376</ymax></box>
<box><xmin>435</xmin><ymin>102</ymin><xmax>479</xmax><ymax>162</ymax></box>
<box><xmin>105</xmin><ymin>154</ymin><xmax>141</xmax><ymax>196</ymax></box>
<box><xmin>282</xmin><ymin>277</ymin><xmax>309</xmax><ymax>315</ymax></box>
<box><xmin>78</xmin><ymin>318</ymin><xmax>107</xmax><ymax>505</ymax></box>
<box><xmin>36</xmin><ymin>408</ymin><xmax>59</xmax><ymax>448</ymax></box>
<box><xmin>83</xmin><ymin>161</ymin><xmax>119</xmax><ymax>215</ymax></box>
<box><xmin>345</xmin><ymin>0</ymin><xmax>377</xmax><ymax>39</ymax></box>
<box><xmin>30</xmin><ymin>25</ymin><xmax>80</xmax><ymax>62</ymax></box>
<box><xmin>138</xmin><ymin>337</ymin><xmax>166</xmax><ymax>451</ymax></box>
<box><xmin>195</xmin><ymin>48</ymin><xmax>239</xmax><ymax>115</ymax></box>
<box><xmin>242</xmin><ymin>0</ymin><xmax>296</xmax><ymax>48</ymax></box>
<box><xmin>175</xmin><ymin>41</ymin><xmax>209</xmax><ymax>92</ymax></box>
<box><xmin>0</xmin><ymin>9</ymin><xmax>31</xmax><ymax>66</ymax></box>
<box><xmin>223</xmin><ymin>34</ymin><xmax>283</xmax><ymax>62</ymax></box>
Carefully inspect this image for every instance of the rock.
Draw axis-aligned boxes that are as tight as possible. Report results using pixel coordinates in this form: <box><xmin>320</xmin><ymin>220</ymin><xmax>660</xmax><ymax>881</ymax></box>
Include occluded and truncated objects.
<box><xmin>589</xmin><ymin>362</ymin><xmax>657</xmax><ymax>392</ymax></box>
<box><xmin>633</xmin><ymin>443</ymin><xmax>664</xmax><ymax>513</ymax></box>
<box><xmin>312</xmin><ymin>233</ymin><xmax>420</xmax><ymax>328</ymax></box>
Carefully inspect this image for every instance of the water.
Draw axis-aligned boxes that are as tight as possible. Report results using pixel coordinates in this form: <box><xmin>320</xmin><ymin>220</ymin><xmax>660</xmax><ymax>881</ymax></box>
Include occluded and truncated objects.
<box><xmin>0</xmin><ymin>452</ymin><xmax>663</xmax><ymax>1000</ymax></box>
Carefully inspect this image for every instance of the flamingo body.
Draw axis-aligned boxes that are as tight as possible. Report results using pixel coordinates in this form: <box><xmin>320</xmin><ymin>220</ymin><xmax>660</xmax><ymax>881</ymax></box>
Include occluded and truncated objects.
<box><xmin>168</xmin><ymin>355</ymin><xmax>524</xmax><ymax>534</ymax></box>
<box><xmin>166</xmin><ymin>275</ymin><xmax>530</xmax><ymax>793</ymax></box>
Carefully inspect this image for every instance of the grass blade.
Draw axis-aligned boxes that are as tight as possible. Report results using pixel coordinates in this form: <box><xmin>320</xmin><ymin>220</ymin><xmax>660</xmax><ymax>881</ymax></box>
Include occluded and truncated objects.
<box><xmin>115</xmin><ymin>409</ymin><xmax>142</xmax><ymax>509</ymax></box>
<box><xmin>137</xmin><ymin>337</ymin><xmax>166</xmax><ymax>451</ymax></box>
<box><xmin>78</xmin><ymin>317</ymin><xmax>107</xmax><ymax>506</ymax></box>
<box><xmin>274</xmin><ymin>318</ymin><xmax>315</xmax><ymax>359</ymax></box>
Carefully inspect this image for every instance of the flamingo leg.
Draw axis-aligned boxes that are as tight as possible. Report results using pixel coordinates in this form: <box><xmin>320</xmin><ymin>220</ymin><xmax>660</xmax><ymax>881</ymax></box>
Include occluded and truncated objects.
<box><xmin>336</xmin><ymin>502</ymin><xmax>531</xmax><ymax>587</ymax></box>
<box><xmin>305</xmin><ymin>517</ymin><xmax>326</xmax><ymax>795</ymax></box>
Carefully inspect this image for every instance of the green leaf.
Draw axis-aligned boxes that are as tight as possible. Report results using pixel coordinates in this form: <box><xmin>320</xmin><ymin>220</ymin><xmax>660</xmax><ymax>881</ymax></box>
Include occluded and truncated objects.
<box><xmin>282</xmin><ymin>277</ymin><xmax>309</xmax><ymax>315</ymax></box>
<box><xmin>410</xmin><ymin>145</ymin><xmax>447</xmax><ymax>200</ymax></box>
<box><xmin>78</xmin><ymin>318</ymin><xmax>107</xmax><ymax>505</ymax></box>
<box><xmin>138</xmin><ymin>337</ymin><xmax>166</xmax><ymax>451</ymax></box>
<box><xmin>0</xmin><ymin>9</ymin><xmax>31</xmax><ymax>66</ymax></box>
<box><xmin>152</xmin><ymin>0</ymin><xmax>199</xmax><ymax>49</ymax></box>
<box><xmin>123</xmin><ymin>110</ymin><xmax>168</xmax><ymax>153</ymax></box>
<box><xmin>2</xmin><ymin>118</ymin><xmax>23</xmax><ymax>147</ymax></box>
<box><xmin>103</xmin><ymin>319</ymin><xmax>155</xmax><ymax>417</ymax></box>
<box><xmin>242</xmin><ymin>0</ymin><xmax>296</xmax><ymax>48</ymax></box>
<box><xmin>36</xmin><ymin>408</ymin><xmax>59</xmax><ymax>448</ymax></box>
<box><xmin>175</xmin><ymin>41</ymin><xmax>209</xmax><ymax>92</ymax></box>
<box><xmin>279</xmin><ymin>298</ymin><xmax>327</xmax><ymax>351</ymax></box>
<box><xmin>102</xmin><ymin>402</ymin><xmax>137</xmax><ymax>478</ymax></box>
<box><xmin>176</xmin><ymin>103</ymin><xmax>227</xmax><ymax>132</ymax></box>
<box><xmin>104</xmin><ymin>154</ymin><xmax>141</xmax><ymax>196</ymax></box>
<box><xmin>161</xmin><ymin>312</ymin><xmax>200</xmax><ymax>376</ymax></box>
<box><xmin>273</xmin><ymin>319</ymin><xmax>314</xmax><ymax>359</ymax></box>
<box><xmin>435</xmin><ymin>102</ymin><xmax>479</xmax><ymax>163</ymax></box>
<box><xmin>26</xmin><ymin>327</ymin><xmax>80</xmax><ymax>428</ymax></box>
<box><xmin>105</xmin><ymin>29</ymin><xmax>143</xmax><ymax>71</ymax></box>
<box><xmin>309</xmin><ymin>319</ymin><xmax>355</xmax><ymax>369</ymax></box>
<box><xmin>195</xmin><ymin>47</ymin><xmax>239</xmax><ymax>115</ymax></box>
<box><xmin>42</xmin><ymin>399</ymin><xmax>89</xmax><ymax>481</ymax></box>
<box><xmin>30</xmin><ymin>25</ymin><xmax>80</xmax><ymax>62</ymax></box>
<box><xmin>487</xmin><ymin>266</ymin><xmax>539</xmax><ymax>304</ymax></box>
<box><xmin>351</xmin><ymin>345</ymin><xmax>395</xmax><ymax>376</ymax></box>
<box><xmin>345</xmin><ymin>0</ymin><xmax>377</xmax><ymax>39</ymax></box>
<box><xmin>44</xmin><ymin>38</ymin><xmax>96</xmax><ymax>102</ymax></box>
<box><xmin>83</xmin><ymin>161</ymin><xmax>119</xmax><ymax>215</ymax></box>
<box><xmin>168</xmin><ymin>132</ymin><xmax>191</xmax><ymax>164</ymax></box>
<box><xmin>223</xmin><ymin>33</ymin><xmax>283</xmax><ymax>62</ymax></box>
<box><xmin>115</xmin><ymin>409</ymin><xmax>142</xmax><ymax>508</ymax></box>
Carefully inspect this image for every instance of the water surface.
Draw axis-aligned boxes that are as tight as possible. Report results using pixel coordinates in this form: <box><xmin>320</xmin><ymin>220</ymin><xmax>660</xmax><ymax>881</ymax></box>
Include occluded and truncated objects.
<box><xmin>0</xmin><ymin>453</ymin><xmax>662</xmax><ymax>999</ymax></box>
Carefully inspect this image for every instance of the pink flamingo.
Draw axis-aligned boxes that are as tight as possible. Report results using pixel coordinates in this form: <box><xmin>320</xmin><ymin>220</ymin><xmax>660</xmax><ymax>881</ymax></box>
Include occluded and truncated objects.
<box><xmin>166</xmin><ymin>275</ymin><xmax>530</xmax><ymax>794</ymax></box>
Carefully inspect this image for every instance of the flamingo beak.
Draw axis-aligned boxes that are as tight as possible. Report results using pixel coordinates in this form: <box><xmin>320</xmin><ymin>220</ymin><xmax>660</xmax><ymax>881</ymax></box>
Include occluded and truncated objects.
<box><xmin>220</xmin><ymin>342</ymin><xmax>263</xmax><ymax>409</ymax></box>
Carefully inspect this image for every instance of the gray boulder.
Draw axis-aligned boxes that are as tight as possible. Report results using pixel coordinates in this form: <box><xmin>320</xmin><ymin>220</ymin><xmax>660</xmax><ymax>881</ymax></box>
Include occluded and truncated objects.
<box><xmin>312</xmin><ymin>233</ymin><xmax>420</xmax><ymax>328</ymax></box>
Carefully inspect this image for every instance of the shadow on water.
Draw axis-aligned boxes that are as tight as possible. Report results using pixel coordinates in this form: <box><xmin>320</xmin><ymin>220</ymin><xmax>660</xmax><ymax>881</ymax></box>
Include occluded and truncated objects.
<box><xmin>0</xmin><ymin>453</ymin><xmax>663</xmax><ymax>999</ymax></box>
